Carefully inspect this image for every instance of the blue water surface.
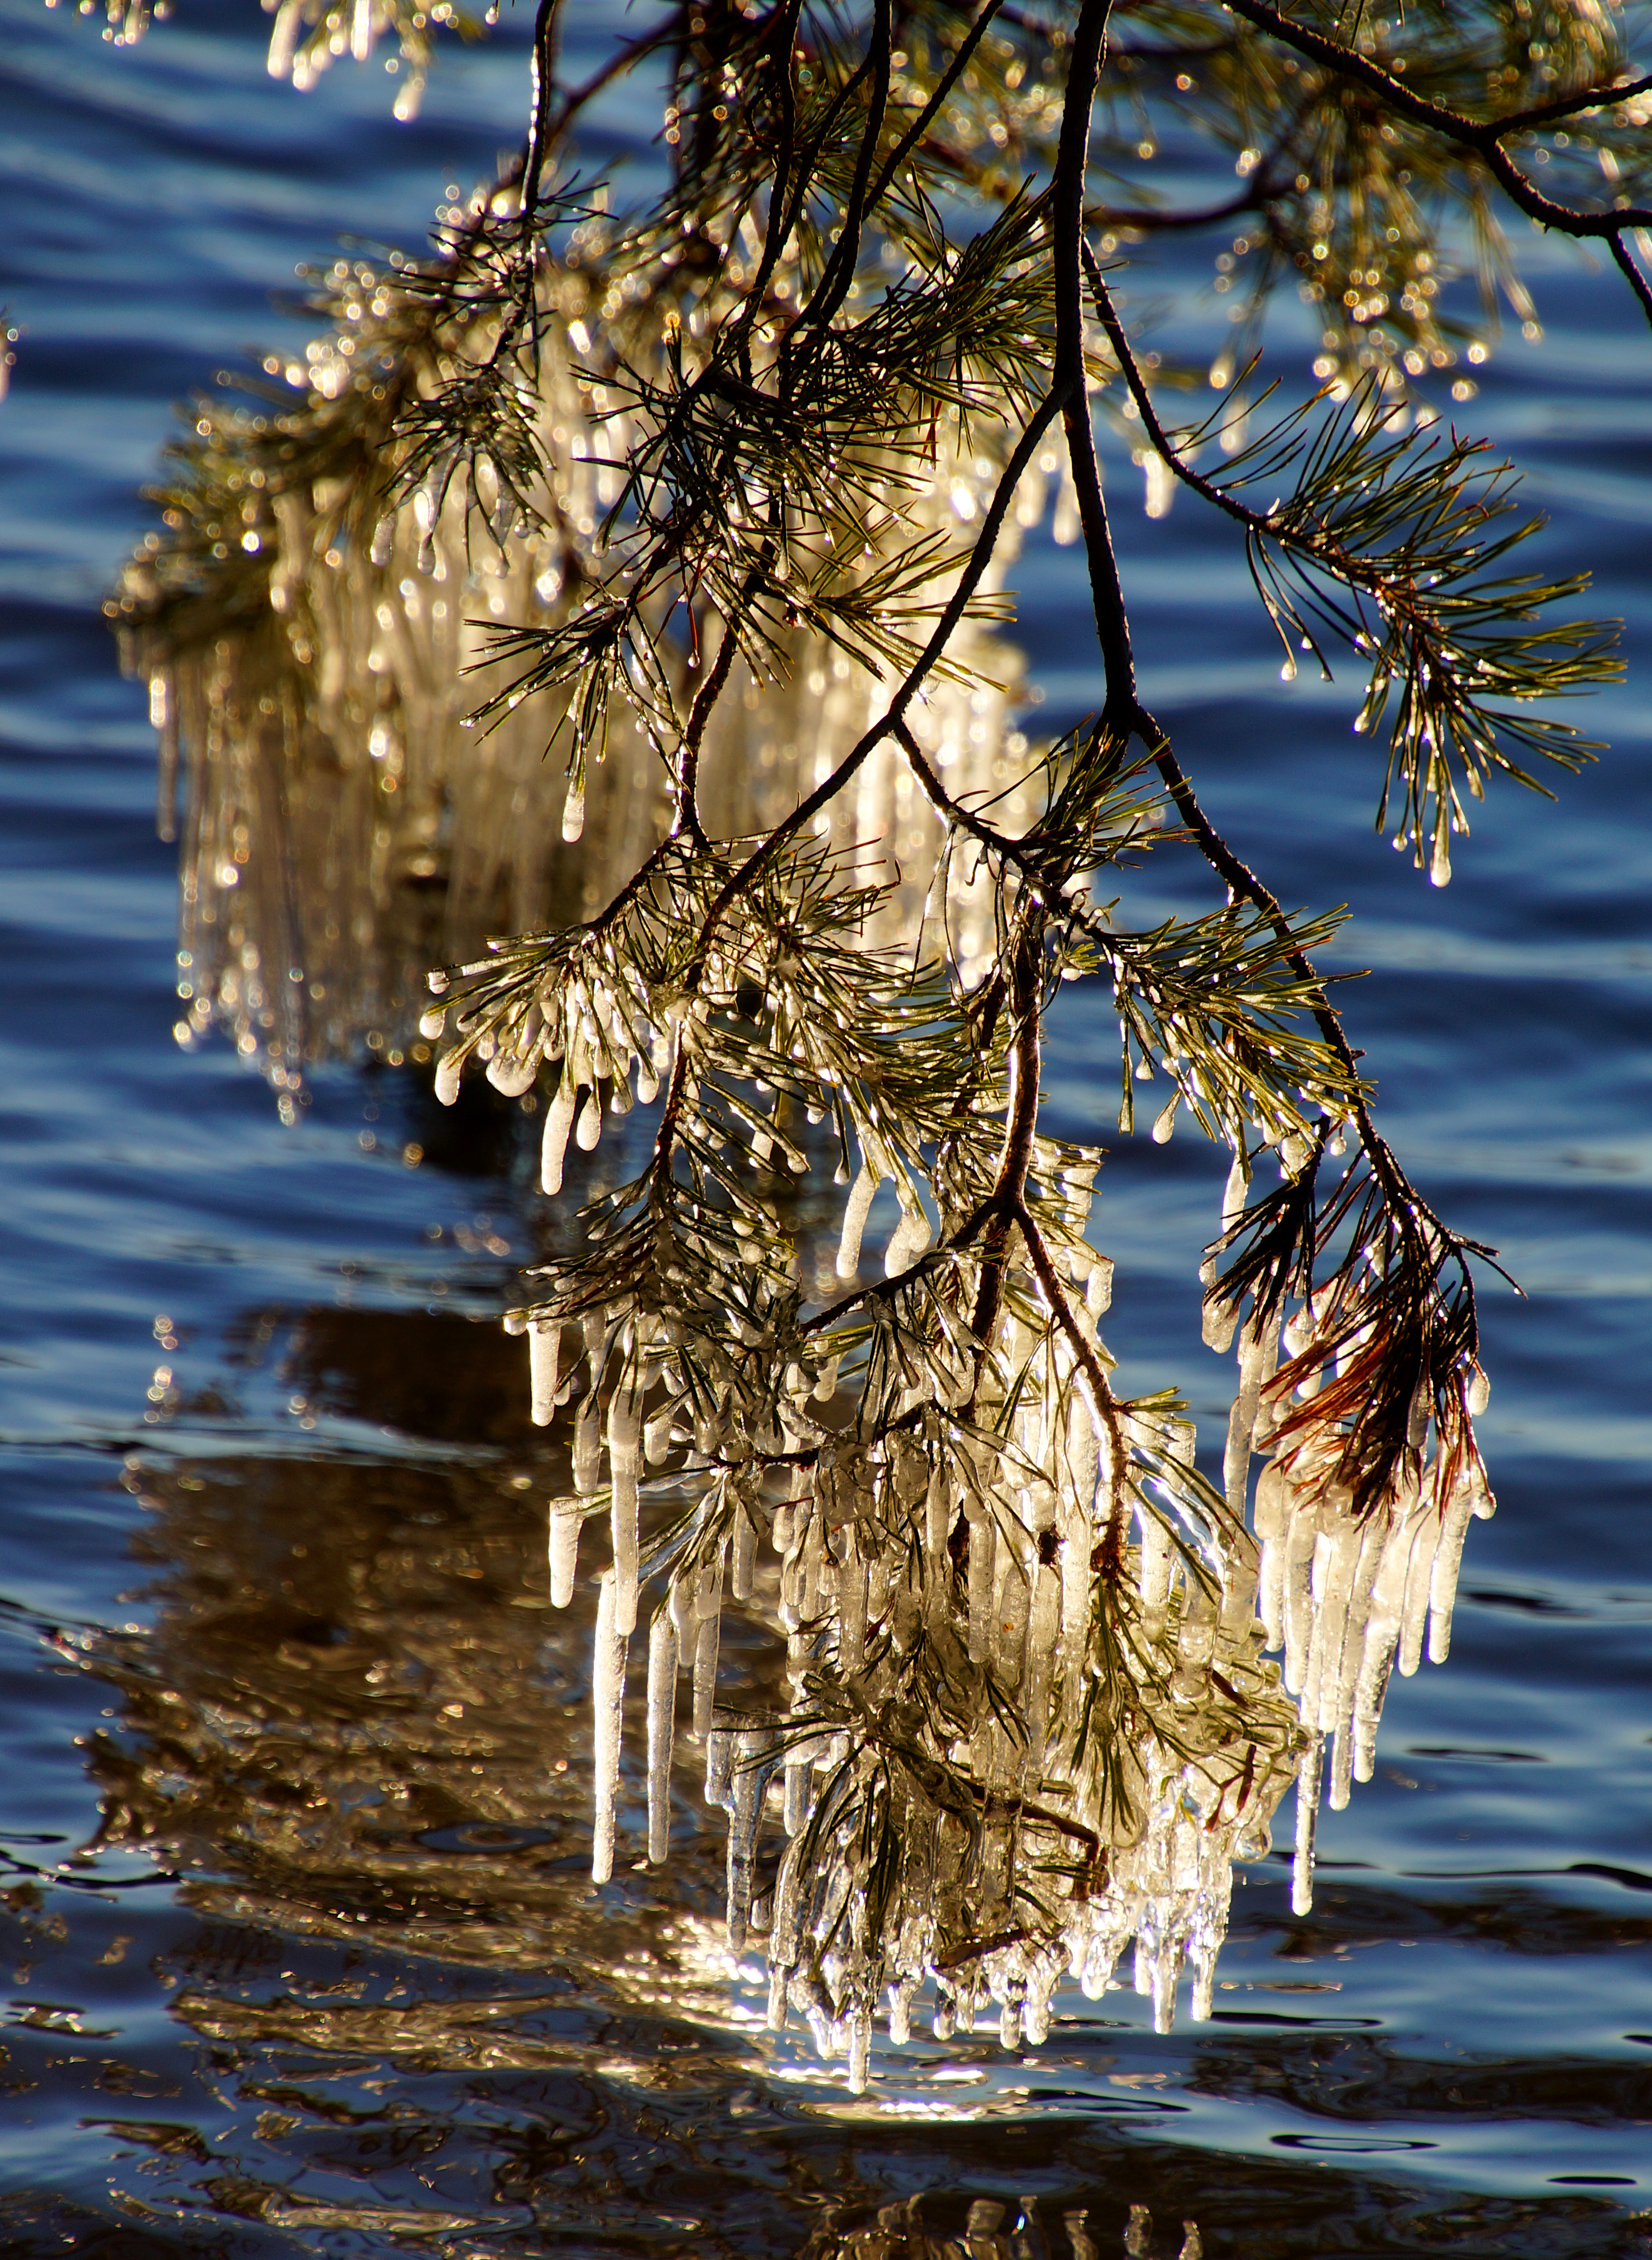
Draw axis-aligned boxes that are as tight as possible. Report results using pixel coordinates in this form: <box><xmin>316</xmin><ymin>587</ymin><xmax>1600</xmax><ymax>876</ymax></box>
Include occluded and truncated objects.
<box><xmin>1</xmin><ymin>4</ymin><xmax>1650</xmax><ymax>2253</ymax></box>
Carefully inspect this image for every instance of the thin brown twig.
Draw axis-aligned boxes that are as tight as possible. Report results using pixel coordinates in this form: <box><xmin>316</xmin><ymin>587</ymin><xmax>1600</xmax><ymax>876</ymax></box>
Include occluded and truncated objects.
<box><xmin>1610</xmin><ymin>231</ymin><xmax>1652</xmax><ymax>327</ymax></box>
<box><xmin>968</xmin><ymin>918</ymin><xmax>1043</xmax><ymax>1373</ymax></box>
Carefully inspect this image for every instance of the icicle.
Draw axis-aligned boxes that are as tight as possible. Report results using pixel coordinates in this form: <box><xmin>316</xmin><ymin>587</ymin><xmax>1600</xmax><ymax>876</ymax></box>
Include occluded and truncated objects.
<box><xmin>732</xmin><ymin>1503</ymin><xmax>757</xmax><ymax>1601</ymax></box>
<box><xmin>609</xmin><ymin>1385</ymin><xmax>641</xmax><ymax>1635</ymax></box>
<box><xmin>783</xmin><ymin>1749</ymin><xmax>810</xmax><ymax>1836</ymax></box>
<box><xmin>1326</xmin><ymin>1517</ymin><xmax>1384</xmax><ymax>1807</ymax></box>
<box><xmin>1281</xmin><ymin>1496</ymin><xmax>1318</xmax><ymax>1692</ymax></box>
<box><xmin>925</xmin><ymin>1464</ymin><xmax>951</xmax><ymax>1581</ymax></box>
<box><xmin>1138</xmin><ymin>1505</ymin><xmax>1173</xmax><ymax>1625</ymax></box>
<box><xmin>966</xmin><ymin>1502</ymin><xmax>997</xmax><ymax>1663</ymax></box>
<box><xmin>541</xmin><ymin>1073</ymin><xmax>578</xmax><ymax>1195</ymax></box>
<box><xmin>846</xmin><ymin>2007</ymin><xmax>872</xmax><ymax>2094</ymax></box>
<box><xmin>1224</xmin><ymin>1311</ymin><xmax>1278</xmax><ymax>1521</ymax></box>
<box><xmin>693</xmin><ymin>1552</ymin><xmax>724</xmax><ymax>1739</ymax></box>
<box><xmin>575</xmin><ymin>1085</ymin><xmax>603</xmax><ymax>1153</ymax></box>
<box><xmin>835</xmin><ymin>1161</ymin><xmax>880</xmax><ymax>1280</ymax></box>
<box><xmin>591</xmin><ymin>1574</ymin><xmax>628</xmax><ymax>1884</ymax></box>
<box><xmin>647</xmin><ymin>1610</ymin><xmax>677</xmax><ymax>1863</ymax></box>
<box><xmin>1024</xmin><ymin>1964</ymin><xmax>1055</xmax><ymax>2046</ymax></box>
<box><xmin>1190</xmin><ymin>1946</ymin><xmax>1217</xmax><ymax>2023</ymax></box>
<box><xmin>835</xmin><ymin>1527</ymin><xmax>869</xmax><ymax>1663</ymax></box>
<box><xmin>889</xmin><ymin>1978</ymin><xmax>915</xmax><ymax>2046</ymax></box>
<box><xmin>1219</xmin><ymin>1520</ymin><xmax>1260</xmax><ymax>1646</ymax></box>
<box><xmin>1221</xmin><ymin>1147</ymin><xmax>1251</xmax><ymax>1234</ymax></box>
<box><xmin>434</xmin><ymin>1047</ymin><xmax>464</xmax><ymax>1106</ymax></box>
<box><xmin>995</xmin><ymin>1520</ymin><xmax>1031</xmax><ymax>1691</ymax></box>
<box><xmin>1256</xmin><ymin>1460</ymin><xmax>1288</xmax><ymax>1650</ymax></box>
<box><xmin>884</xmin><ymin>1195</ymin><xmax>933</xmax><ymax>1277</ymax></box>
<box><xmin>1397</xmin><ymin>1496</ymin><xmax>1440</xmax><ymax>1676</ymax></box>
<box><xmin>669</xmin><ymin>1571</ymin><xmax>696</xmax><ymax>1655</ymax></box>
<box><xmin>705</xmin><ymin>1724</ymin><xmax>733</xmax><ymax>1808</ymax></box>
<box><xmin>1292</xmin><ymin>1735</ymin><xmax>1321</xmax><ymax>1915</ymax></box>
<box><xmin>1352</xmin><ymin>1501</ymin><xmax>1410</xmax><ymax>1778</ymax></box>
<box><xmin>1144</xmin><ymin>450</ymin><xmax>1174</xmax><ymax>520</ymax></box>
<box><xmin>548</xmin><ymin>1497</ymin><xmax>581</xmax><ymax>1608</ymax></box>
<box><xmin>1426</xmin><ymin>1483</ymin><xmax>1477</xmax><ymax>1664</ymax></box>
<box><xmin>487</xmin><ymin>1047</ymin><xmax>538</xmax><ymax>1097</ymax></box>
<box><xmin>529</xmin><ymin>1320</ymin><xmax>560</xmax><ymax>1427</ymax></box>
<box><xmin>1173</xmin><ymin>1575</ymin><xmax>1217</xmax><ymax>1704</ymax></box>
<box><xmin>267</xmin><ymin>0</ymin><xmax>302</xmax><ymax>75</ymax></box>
<box><xmin>644</xmin><ymin>1404</ymin><xmax>674</xmax><ymax>1464</ymax></box>
<box><xmin>1201</xmin><ymin>1284</ymin><xmax>1239</xmax><ymax>1354</ymax></box>
<box><xmin>573</xmin><ymin>1390</ymin><xmax>602</xmax><ymax>1498</ymax></box>
<box><xmin>725</xmin><ymin>1731</ymin><xmax>764</xmax><ymax>1950</ymax></box>
<box><xmin>1299</xmin><ymin>1524</ymin><xmax>1349</xmax><ymax>1733</ymax></box>
<box><xmin>772</xmin><ymin>1835</ymin><xmax>804</xmax><ymax>1967</ymax></box>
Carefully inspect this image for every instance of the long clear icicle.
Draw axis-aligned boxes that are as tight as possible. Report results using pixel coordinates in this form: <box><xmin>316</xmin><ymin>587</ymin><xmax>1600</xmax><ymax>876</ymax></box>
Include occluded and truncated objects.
<box><xmin>541</xmin><ymin>1072</ymin><xmax>578</xmax><ymax>1195</ymax></box>
<box><xmin>609</xmin><ymin>1383</ymin><xmax>641</xmax><ymax>1635</ymax></box>
<box><xmin>591</xmin><ymin>1574</ymin><xmax>628</xmax><ymax>1884</ymax></box>
<box><xmin>835</xmin><ymin>1162</ymin><xmax>880</xmax><ymax>1281</ymax></box>
<box><xmin>646</xmin><ymin>1609</ymin><xmax>677</xmax><ymax>1864</ymax></box>
<box><xmin>529</xmin><ymin>1320</ymin><xmax>560</xmax><ymax>1427</ymax></box>
<box><xmin>549</xmin><ymin>1498</ymin><xmax>581</xmax><ymax>1608</ymax></box>
<box><xmin>693</xmin><ymin>1549</ymin><xmax>724</xmax><ymax>1741</ymax></box>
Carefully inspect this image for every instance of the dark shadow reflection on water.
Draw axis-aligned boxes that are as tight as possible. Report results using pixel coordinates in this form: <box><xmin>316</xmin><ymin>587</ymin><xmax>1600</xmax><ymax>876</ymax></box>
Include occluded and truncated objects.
<box><xmin>0</xmin><ymin>1286</ymin><xmax>1640</xmax><ymax>2257</ymax></box>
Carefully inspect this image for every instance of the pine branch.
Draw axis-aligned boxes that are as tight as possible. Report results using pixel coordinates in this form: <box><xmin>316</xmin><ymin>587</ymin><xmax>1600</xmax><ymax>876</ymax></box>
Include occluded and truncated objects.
<box><xmin>1223</xmin><ymin>0</ymin><xmax>1652</xmax><ymax>317</ymax></box>
<box><xmin>105</xmin><ymin>0</ymin><xmax>1650</xmax><ymax>2075</ymax></box>
<box><xmin>1085</xmin><ymin>250</ymin><xmax>1619</xmax><ymax>868</ymax></box>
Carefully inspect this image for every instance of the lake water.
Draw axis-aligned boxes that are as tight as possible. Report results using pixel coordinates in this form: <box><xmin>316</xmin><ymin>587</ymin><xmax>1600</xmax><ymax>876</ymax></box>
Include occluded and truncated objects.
<box><xmin>2</xmin><ymin>5</ymin><xmax>1651</xmax><ymax>2253</ymax></box>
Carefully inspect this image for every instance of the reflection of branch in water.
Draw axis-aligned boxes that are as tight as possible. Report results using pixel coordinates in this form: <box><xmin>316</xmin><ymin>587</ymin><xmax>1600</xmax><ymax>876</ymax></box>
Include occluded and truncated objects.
<box><xmin>67</xmin><ymin>1389</ymin><xmax>1196</xmax><ymax>2259</ymax></box>
<box><xmin>89</xmin><ymin>1439</ymin><xmax>721</xmax><ymax>1963</ymax></box>
<box><xmin>796</xmin><ymin>2195</ymin><xmax>1201</xmax><ymax>2260</ymax></box>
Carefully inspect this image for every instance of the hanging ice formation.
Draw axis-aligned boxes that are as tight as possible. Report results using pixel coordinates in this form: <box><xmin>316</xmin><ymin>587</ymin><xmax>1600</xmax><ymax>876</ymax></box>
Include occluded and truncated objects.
<box><xmin>117</xmin><ymin>257</ymin><xmax>1024</xmax><ymax>1097</ymax></box>
<box><xmin>120</xmin><ymin>205</ymin><xmax>1495</xmax><ymax>2090</ymax></box>
<box><xmin>432</xmin><ymin>886</ymin><xmax>1496</xmax><ymax>2089</ymax></box>
<box><xmin>432</xmin><ymin>790</ymin><xmax>1499</xmax><ymax>2086</ymax></box>
<box><xmin>483</xmin><ymin>1104</ymin><xmax>1493</xmax><ymax>2087</ymax></box>
<box><xmin>485</xmin><ymin>1085</ymin><xmax>1304</xmax><ymax>2082</ymax></box>
<box><xmin>1204</xmin><ymin>1154</ymin><xmax>1497</xmax><ymax>1919</ymax></box>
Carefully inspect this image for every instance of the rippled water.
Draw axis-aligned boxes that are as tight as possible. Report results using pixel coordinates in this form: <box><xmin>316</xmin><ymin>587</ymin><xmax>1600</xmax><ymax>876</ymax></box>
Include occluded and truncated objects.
<box><xmin>3</xmin><ymin>5</ymin><xmax>1651</xmax><ymax>2252</ymax></box>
